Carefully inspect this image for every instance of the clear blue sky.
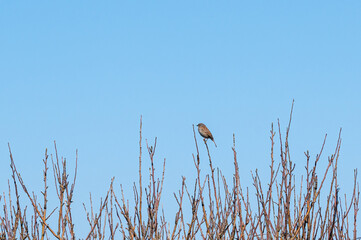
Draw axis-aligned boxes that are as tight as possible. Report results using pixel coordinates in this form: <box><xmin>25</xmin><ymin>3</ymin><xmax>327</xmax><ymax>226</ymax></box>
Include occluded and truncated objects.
<box><xmin>1</xmin><ymin>1</ymin><xmax>360</xmax><ymax>236</ymax></box>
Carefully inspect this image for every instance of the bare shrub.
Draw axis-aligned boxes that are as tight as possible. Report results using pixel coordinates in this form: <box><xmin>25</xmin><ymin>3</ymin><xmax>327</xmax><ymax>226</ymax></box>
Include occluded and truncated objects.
<box><xmin>1</xmin><ymin>105</ymin><xmax>359</xmax><ymax>239</ymax></box>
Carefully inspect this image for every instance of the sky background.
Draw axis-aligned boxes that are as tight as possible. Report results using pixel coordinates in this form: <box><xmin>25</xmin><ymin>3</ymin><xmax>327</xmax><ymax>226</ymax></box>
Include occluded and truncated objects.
<box><xmin>1</xmin><ymin>1</ymin><xmax>360</xmax><ymax>236</ymax></box>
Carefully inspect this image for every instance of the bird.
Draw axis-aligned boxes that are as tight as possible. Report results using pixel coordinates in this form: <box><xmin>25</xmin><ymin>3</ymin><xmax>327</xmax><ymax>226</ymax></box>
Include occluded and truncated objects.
<box><xmin>197</xmin><ymin>123</ymin><xmax>217</xmax><ymax>147</ymax></box>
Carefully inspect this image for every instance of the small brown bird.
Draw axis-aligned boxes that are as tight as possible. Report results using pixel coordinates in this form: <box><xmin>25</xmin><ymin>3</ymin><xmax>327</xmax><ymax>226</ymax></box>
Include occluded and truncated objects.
<box><xmin>197</xmin><ymin>123</ymin><xmax>217</xmax><ymax>147</ymax></box>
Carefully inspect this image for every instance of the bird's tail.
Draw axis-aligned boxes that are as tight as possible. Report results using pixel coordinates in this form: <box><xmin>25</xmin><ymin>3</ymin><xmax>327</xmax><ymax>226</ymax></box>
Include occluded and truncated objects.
<box><xmin>213</xmin><ymin>140</ymin><xmax>217</xmax><ymax>148</ymax></box>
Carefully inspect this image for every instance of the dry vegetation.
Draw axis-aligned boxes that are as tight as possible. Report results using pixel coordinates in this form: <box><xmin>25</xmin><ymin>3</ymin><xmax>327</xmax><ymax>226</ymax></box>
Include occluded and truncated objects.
<box><xmin>1</xmin><ymin>105</ymin><xmax>360</xmax><ymax>239</ymax></box>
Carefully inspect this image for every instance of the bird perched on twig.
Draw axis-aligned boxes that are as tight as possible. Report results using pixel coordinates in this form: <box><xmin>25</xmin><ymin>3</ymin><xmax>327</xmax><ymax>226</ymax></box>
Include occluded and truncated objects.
<box><xmin>197</xmin><ymin>123</ymin><xmax>217</xmax><ymax>147</ymax></box>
